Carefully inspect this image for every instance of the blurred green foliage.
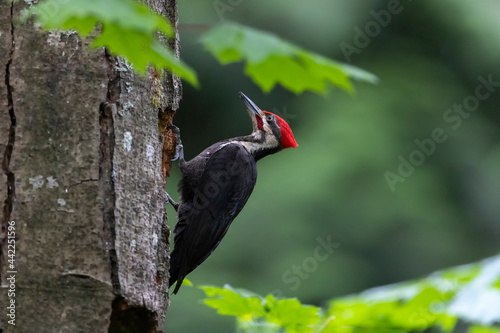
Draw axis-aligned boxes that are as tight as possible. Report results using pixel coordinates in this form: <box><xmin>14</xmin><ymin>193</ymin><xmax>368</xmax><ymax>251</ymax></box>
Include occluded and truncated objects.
<box><xmin>22</xmin><ymin>0</ymin><xmax>377</xmax><ymax>94</ymax></box>
<box><xmin>201</xmin><ymin>256</ymin><xmax>500</xmax><ymax>332</ymax></box>
<box><xmin>166</xmin><ymin>0</ymin><xmax>500</xmax><ymax>332</ymax></box>
<box><xmin>200</xmin><ymin>23</ymin><xmax>378</xmax><ymax>93</ymax></box>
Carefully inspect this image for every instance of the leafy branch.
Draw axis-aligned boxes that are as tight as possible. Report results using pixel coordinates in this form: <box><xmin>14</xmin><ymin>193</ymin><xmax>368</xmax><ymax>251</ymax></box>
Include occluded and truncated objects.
<box><xmin>21</xmin><ymin>0</ymin><xmax>198</xmax><ymax>86</ymax></box>
<box><xmin>201</xmin><ymin>255</ymin><xmax>500</xmax><ymax>333</ymax></box>
<box><xmin>21</xmin><ymin>0</ymin><xmax>377</xmax><ymax>95</ymax></box>
<box><xmin>200</xmin><ymin>23</ymin><xmax>379</xmax><ymax>94</ymax></box>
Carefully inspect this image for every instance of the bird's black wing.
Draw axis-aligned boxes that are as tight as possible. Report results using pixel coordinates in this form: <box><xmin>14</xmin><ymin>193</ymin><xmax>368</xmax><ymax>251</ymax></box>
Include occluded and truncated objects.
<box><xmin>170</xmin><ymin>143</ymin><xmax>257</xmax><ymax>293</ymax></box>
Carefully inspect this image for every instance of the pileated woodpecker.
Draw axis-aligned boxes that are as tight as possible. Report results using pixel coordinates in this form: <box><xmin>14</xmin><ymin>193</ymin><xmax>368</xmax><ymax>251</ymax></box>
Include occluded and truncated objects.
<box><xmin>167</xmin><ymin>92</ymin><xmax>298</xmax><ymax>294</ymax></box>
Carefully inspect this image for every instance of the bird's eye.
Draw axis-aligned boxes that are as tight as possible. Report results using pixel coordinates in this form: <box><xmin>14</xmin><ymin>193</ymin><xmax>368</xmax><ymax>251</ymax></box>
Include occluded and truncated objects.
<box><xmin>266</xmin><ymin>115</ymin><xmax>274</xmax><ymax>122</ymax></box>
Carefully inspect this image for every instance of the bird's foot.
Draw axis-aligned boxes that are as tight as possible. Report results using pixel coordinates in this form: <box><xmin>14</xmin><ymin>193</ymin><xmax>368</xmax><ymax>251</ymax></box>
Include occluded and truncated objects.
<box><xmin>165</xmin><ymin>191</ymin><xmax>179</xmax><ymax>212</ymax></box>
<box><xmin>168</xmin><ymin>125</ymin><xmax>184</xmax><ymax>162</ymax></box>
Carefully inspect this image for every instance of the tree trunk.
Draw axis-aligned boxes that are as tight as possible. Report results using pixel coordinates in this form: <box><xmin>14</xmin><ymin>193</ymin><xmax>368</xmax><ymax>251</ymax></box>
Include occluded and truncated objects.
<box><xmin>0</xmin><ymin>1</ymin><xmax>180</xmax><ymax>332</ymax></box>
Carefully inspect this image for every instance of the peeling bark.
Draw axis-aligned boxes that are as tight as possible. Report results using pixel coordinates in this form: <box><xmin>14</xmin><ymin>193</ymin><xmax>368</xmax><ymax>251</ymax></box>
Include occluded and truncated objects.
<box><xmin>0</xmin><ymin>0</ymin><xmax>180</xmax><ymax>331</ymax></box>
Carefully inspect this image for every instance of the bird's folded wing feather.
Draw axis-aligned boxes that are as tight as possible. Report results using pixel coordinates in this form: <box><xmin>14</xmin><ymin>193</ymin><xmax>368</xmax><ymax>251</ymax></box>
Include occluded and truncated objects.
<box><xmin>176</xmin><ymin>143</ymin><xmax>257</xmax><ymax>277</ymax></box>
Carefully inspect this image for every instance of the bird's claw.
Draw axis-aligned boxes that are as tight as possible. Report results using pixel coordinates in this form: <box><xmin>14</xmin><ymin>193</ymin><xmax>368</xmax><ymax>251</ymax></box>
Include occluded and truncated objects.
<box><xmin>165</xmin><ymin>191</ymin><xmax>179</xmax><ymax>212</ymax></box>
<box><xmin>168</xmin><ymin>125</ymin><xmax>184</xmax><ymax>161</ymax></box>
<box><xmin>168</xmin><ymin>125</ymin><xmax>180</xmax><ymax>135</ymax></box>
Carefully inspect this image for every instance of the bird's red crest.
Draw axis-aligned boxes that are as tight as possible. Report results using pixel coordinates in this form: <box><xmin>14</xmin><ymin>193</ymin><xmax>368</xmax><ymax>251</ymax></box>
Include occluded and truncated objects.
<box><xmin>264</xmin><ymin>111</ymin><xmax>298</xmax><ymax>149</ymax></box>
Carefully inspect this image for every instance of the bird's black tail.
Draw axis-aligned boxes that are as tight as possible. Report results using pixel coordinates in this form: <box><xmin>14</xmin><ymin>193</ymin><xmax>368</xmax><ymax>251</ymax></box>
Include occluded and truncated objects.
<box><xmin>169</xmin><ymin>270</ymin><xmax>178</xmax><ymax>292</ymax></box>
<box><xmin>168</xmin><ymin>266</ymin><xmax>186</xmax><ymax>295</ymax></box>
<box><xmin>169</xmin><ymin>254</ymin><xmax>180</xmax><ymax>294</ymax></box>
<box><xmin>169</xmin><ymin>245</ymin><xmax>185</xmax><ymax>294</ymax></box>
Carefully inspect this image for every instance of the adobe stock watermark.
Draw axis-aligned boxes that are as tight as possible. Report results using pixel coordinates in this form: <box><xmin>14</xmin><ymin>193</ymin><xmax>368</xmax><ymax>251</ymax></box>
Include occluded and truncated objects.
<box><xmin>182</xmin><ymin>154</ymin><xmax>248</xmax><ymax>218</ymax></box>
<box><xmin>213</xmin><ymin>0</ymin><xmax>244</xmax><ymax>21</ymax></box>
<box><xmin>270</xmin><ymin>106</ymin><xmax>297</xmax><ymax>123</ymax></box>
<box><xmin>6</xmin><ymin>220</ymin><xmax>17</xmax><ymax>326</ymax></box>
<box><xmin>271</xmin><ymin>235</ymin><xmax>340</xmax><ymax>298</ymax></box>
<box><xmin>407</xmin><ymin>278</ymin><xmax>459</xmax><ymax>327</ymax></box>
<box><xmin>25</xmin><ymin>0</ymin><xmax>71</xmax><ymax>22</ymax></box>
<box><xmin>384</xmin><ymin>74</ymin><xmax>500</xmax><ymax>192</ymax></box>
<box><xmin>340</xmin><ymin>0</ymin><xmax>410</xmax><ymax>63</ymax></box>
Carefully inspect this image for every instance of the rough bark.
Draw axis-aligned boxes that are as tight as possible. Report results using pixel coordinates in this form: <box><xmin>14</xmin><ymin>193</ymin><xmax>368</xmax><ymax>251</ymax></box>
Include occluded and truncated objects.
<box><xmin>0</xmin><ymin>1</ymin><xmax>180</xmax><ymax>332</ymax></box>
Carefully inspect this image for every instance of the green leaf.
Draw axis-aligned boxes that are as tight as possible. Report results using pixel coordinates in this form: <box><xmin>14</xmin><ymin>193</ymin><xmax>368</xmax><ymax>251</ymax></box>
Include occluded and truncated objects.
<box><xmin>201</xmin><ymin>285</ymin><xmax>321</xmax><ymax>333</ymax></box>
<box><xmin>468</xmin><ymin>325</ymin><xmax>500</xmax><ymax>333</ymax></box>
<box><xmin>389</xmin><ymin>286</ymin><xmax>450</xmax><ymax>330</ymax></box>
<box><xmin>200</xmin><ymin>22</ymin><xmax>378</xmax><ymax>94</ymax></box>
<box><xmin>181</xmin><ymin>278</ymin><xmax>193</xmax><ymax>287</ymax></box>
<box><xmin>21</xmin><ymin>0</ymin><xmax>173</xmax><ymax>36</ymax></box>
<box><xmin>438</xmin><ymin>314</ymin><xmax>458</xmax><ymax>333</ymax></box>
<box><xmin>264</xmin><ymin>294</ymin><xmax>320</xmax><ymax>333</ymax></box>
<box><xmin>493</xmin><ymin>277</ymin><xmax>500</xmax><ymax>290</ymax></box>
<box><xmin>200</xmin><ymin>256</ymin><xmax>500</xmax><ymax>333</ymax></box>
<box><xmin>201</xmin><ymin>285</ymin><xmax>264</xmax><ymax>318</ymax></box>
<box><xmin>21</xmin><ymin>0</ymin><xmax>198</xmax><ymax>86</ymax></box>
<box><xmin>329</xmin><ymin>298</ymin><xmax>403</xmax><ymax>330</ymax></box>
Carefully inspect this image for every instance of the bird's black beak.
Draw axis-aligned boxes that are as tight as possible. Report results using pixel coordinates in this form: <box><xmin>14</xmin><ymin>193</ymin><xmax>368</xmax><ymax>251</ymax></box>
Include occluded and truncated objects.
<box><xmin>239</xmin><ymin>92</ymin><xmax>265</xmax><ymax>132</ymax></box>
<box><xmin>239</xmin><ymin>92</ymin><xmax>264</xmax><ymax>117</ymax></box>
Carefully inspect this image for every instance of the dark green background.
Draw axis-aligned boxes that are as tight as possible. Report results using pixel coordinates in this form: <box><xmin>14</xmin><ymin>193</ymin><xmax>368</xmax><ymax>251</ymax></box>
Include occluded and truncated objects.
<box><xmin>165</xmin><ymin>1</ymin><xmax>500</xmax><ymax>331</ymax></box>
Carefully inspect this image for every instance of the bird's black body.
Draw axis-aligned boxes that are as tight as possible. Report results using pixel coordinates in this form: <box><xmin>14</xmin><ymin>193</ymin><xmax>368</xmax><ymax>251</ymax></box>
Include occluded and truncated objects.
<box><xmin>168</xmin><ymin>93</ymin><xmax>297</xmax><ymax>294</ymax></box>
<box><xmin>169</xmin><ymin>142</ymin><xmax>257</xmax><ymax>294</ymax></box>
